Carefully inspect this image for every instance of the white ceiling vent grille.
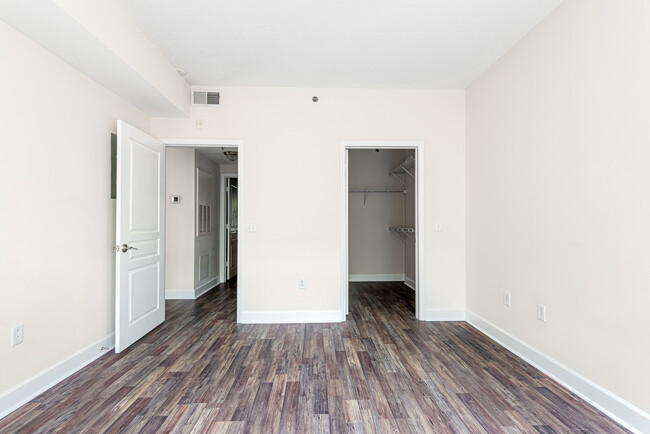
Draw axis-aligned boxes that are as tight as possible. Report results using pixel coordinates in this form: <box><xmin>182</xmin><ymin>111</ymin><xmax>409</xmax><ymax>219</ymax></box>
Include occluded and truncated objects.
<box><xmin>192</xmin><ymin>90</ymin><xmax>220</xmax><ymax>106</ymax></box>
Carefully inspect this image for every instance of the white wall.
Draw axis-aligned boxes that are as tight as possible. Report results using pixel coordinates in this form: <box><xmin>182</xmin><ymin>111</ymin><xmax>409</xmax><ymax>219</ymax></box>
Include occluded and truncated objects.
<box><xmin>165</xmin><ymin>148</ymin><xmax>195</xmax><ymax>294</ymax></box>
<box><xmin>50</xmin><ymin>0</ymin><xmax>189</xmax><ymax>115</ymax></box>
<box><xmin>151</xmin><ymin>87</ymin><xmax>466</xmax><ymax>318</ymax></box>
<box><xmin>0</xmin><ymin>20</ymin><xmax>149</xmax><ymax>395</ymax></box>
<box><xmin>467</xmin><ymin>0</ymin><xmax>650</xmax><ymax>414</ymax></box>
<box><xmin>0</xmin><ymin>0</ymin><xmax>190</xmax><ymax>117</ymax></box>
<box><xmin>348</xmin><ymin>149</ymin><xmax>406</xmax><ymax>280</ymax></box>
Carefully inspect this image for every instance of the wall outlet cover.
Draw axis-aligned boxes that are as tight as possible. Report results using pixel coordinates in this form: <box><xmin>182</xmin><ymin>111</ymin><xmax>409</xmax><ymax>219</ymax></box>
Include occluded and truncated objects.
<box><xmin>11</xmin><ymin>324</ymin><xmax>24</xmax><ymax>346</ymax></box>
<box><xmin>503</xmin><ymin>291</ymin><xmax>511</xmax><ymax>307</ymax></box>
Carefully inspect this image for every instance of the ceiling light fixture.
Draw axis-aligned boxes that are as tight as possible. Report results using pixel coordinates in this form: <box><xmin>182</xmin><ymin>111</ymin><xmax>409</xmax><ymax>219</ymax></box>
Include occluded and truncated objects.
<box><xmin>223</xmin><ymin>150</ymin><xmax>238</xmax><ymax>162</ymax></box>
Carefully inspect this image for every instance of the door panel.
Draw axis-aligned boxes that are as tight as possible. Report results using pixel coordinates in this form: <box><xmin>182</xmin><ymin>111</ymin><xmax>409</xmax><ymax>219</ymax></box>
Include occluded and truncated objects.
<box><xmin>229</xmin><ymin>233</ymin><xmax>237</xmax><ymax>278</ymax></box>
<box><xmin>227</xmin><ymin>178</ymin><xmax>238</xmax><ymax>279</ymax></box>
<box><xmin>115</xmin><ymin>120</ymin><xmax>165</xmax><ymax>353</ymax></box>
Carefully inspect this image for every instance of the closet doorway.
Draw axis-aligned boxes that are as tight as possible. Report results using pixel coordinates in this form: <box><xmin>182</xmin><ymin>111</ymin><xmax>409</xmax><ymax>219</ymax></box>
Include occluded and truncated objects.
<box><xmin>341</xmin><ymin>141</ymin><xmax>425</xmax><ymax>320</ymax></box>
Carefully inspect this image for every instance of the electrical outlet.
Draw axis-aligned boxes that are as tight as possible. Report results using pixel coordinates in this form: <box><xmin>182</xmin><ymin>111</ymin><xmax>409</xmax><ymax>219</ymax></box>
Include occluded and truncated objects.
<box><xmin>298</xmin><ymin>278</ymin><xmax>307</xmax><ymax>290</ymax></box>
<box><xmin>11</xmin><ymin>324</ymin><xmax>24</xmax><ymax>346</ymax></box>
<box><xmin>537</xmin><ymin>304</ymin><xmax>547</xmax><ymax>322</ymax></box>
<box><xmin>503</xmin><ymin>291</ymin><xmax>511</xmax><ymax>307</ymax></box>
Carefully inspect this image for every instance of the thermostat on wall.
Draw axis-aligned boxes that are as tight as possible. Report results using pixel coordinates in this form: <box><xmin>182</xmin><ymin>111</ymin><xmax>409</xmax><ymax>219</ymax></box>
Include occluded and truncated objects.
<box><xmin>170</xmin><ymin>195</ymin><xmax>181</xmax><ymax>204</ymax></box>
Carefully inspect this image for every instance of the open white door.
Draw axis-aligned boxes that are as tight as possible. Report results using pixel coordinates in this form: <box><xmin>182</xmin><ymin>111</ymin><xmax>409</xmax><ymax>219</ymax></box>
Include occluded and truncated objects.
<box><xmin>115</xmin><ymin>121</ymin><xmax>165</xmax><ymax>353</ymax></box>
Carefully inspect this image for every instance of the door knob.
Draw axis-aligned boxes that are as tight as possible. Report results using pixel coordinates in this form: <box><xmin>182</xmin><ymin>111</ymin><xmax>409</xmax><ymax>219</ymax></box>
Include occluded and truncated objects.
<box><xmin>121</xmin><ymin>244</ymin><xmax>138</xmax><ymax>253</ymax></box>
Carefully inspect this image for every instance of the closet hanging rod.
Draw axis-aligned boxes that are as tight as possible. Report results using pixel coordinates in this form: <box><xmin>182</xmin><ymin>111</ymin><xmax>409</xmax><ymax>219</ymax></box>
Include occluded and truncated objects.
<box><xmin>349</xmin><ymin>189</ymin><xmax>406</xmax><ymax>193</ymax></box>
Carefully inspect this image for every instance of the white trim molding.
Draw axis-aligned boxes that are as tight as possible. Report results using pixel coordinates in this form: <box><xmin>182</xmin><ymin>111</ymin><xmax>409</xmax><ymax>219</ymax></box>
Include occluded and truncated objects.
<box><xmin>425</xmin><ymin>309</ymin><xmax>466</xmax><ymax>321</ymax></box>
<box><xmin>161</xmin><ymin>138</ymin><xmax>242</xmax><ymax>148</ymax></box>
<box><xmin>166</xmin><ymin>277</ymin><xmax>219</xmax><ymax>300</ymax></box>
<box><xmin>404</xmin><ymin>277</ymin><xmax>416</xmax><ymax>290</ymax></box>
<box><xmin>466</xmin><ymin>311</ymin><xmax>650</xmax><ymax>434</ymax></box>
<box><xmin>194</xmin><ymin>276</ymin><xmax>218</xmax><ymax>299</ymax></box>
<box><xmin>341</xmin><ymin>140</ymin><xmax>426</xmax><ymax>320</ymax></box>
<box><xmin>349</xmin><ymin>274</ymin><xmax>405</xmax><ymax>282</ymax></box>
<box><xmin>0</xmin><ymin>334</ymin><xmax>114</xmax><ymax>420</ymax></box>
<box><xmin>240</xmin><ymin>310</ymin><xmax>342</xmax><ymax>324</ymax></box>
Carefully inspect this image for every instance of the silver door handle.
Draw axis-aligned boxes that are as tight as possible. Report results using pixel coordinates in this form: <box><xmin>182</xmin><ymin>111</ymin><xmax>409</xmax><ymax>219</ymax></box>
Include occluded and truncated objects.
<box><xmin>121</xmin><ymin>244</ymin><xmax>138</xmax><ymax>253</ymax></box>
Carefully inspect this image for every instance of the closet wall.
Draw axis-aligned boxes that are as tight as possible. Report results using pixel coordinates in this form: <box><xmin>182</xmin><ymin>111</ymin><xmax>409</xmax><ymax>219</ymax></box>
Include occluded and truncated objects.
<box><xmin>348</xmin><ymin>149</ymin><xmax>415</xmax><ymax>283</ymax></box>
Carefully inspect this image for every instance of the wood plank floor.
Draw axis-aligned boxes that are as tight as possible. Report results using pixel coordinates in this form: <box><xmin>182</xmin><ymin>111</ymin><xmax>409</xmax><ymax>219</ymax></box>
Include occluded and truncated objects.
<box><xmin>0</xmin><ymin>281</ymin><xmax>629</xmax><ymax>433</ymax></box>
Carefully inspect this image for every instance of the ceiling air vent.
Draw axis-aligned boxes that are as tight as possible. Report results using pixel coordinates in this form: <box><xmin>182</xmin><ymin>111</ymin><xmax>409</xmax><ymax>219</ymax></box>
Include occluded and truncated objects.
<box><xmin>192</xmin><ymin>90</ymin><xmax>220</xmax><ymax>106</ymax></box>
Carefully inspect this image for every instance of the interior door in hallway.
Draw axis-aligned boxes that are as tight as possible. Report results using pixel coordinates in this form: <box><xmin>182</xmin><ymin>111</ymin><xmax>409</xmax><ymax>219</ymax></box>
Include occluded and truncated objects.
<box><xmin>226</xmin><ymin>177</ymin><xmax>238</xmax><ymax>280</ymax></box>
<box><xmin>115</xmin><ymin>120</ymin><xmax>166</xmax><ymax>353</ymax></box>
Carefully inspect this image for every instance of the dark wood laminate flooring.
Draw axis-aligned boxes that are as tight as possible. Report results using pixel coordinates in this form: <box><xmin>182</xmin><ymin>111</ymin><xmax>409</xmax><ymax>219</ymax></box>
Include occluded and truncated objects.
<box><xmin>0</xmin><ymin>281</ymin><xmax>629</xmax><ymax>433</ymax></box>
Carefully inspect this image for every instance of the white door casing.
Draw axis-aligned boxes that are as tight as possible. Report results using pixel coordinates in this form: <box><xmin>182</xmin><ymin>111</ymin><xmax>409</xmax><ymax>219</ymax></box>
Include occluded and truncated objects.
<box><xmin>163</xmin><ymin>138</ymin><xmax>243</xmax><ymax>323</ymax></box>
<box><xmin>115</xmin><ymin>121</ymin><xmax>166</xmax><ymax>353</ymax></box>
<box><xmin>341</xmin><ymin>141</ymin><xmax>425</xmax><ymax>320</ymax></box>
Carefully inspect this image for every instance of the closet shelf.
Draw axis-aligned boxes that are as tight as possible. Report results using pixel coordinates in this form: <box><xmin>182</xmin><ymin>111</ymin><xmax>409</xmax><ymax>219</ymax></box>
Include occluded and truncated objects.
<box><xmin>389</xmin><ymin>156</ymin><xmax>415</xmax><ymax>187</ymax></box>
<box><xmin>348</xmin><ymin>189</ymin><xmax>406</xmax><ymax>194</ymax></box>
<box><xmin>389</xmin><ymin>226</ymin><xmax>415</xmax><ymax>242</ymax></box>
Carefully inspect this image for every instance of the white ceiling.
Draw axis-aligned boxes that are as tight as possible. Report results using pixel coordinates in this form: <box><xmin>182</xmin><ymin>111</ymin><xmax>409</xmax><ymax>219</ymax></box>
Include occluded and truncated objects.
<box><xmin>115</xmin><ymin>0</ymin><xmax>563</xmax><ymax>88</ymax></box>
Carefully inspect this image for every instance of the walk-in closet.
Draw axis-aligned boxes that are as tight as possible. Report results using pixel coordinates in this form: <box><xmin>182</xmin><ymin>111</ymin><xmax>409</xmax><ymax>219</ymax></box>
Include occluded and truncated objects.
<box><xmin>348</xmin><ymin>148</ymin><xmax>417</xmax><ymax>314</ymax></box>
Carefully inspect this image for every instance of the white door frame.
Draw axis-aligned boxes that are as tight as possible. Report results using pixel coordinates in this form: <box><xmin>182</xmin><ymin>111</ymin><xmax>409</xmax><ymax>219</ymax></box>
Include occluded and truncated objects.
<box><xmin>163</xmin><ymin>138</ymin><xmax>243</xmax><ymax>323</ymax></box>
<box><xmin>220</xmin><ymin>173</ymin><xmax>238</xmax><ymax>282</ymax></box>
<box><xmin>340</xmin><ymin>140</ymin><xmax>425</xmax><ymax>320</ymax></box>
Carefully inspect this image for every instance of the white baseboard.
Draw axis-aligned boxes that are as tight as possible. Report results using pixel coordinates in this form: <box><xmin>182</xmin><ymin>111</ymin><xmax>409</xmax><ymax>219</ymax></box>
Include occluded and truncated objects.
<box><xmin>425</xmin><ymin>308</ymin><xmax>466</xmax><ymax>321</ymax></box>
<box><xmin>466</xmin><ymin>311</ymin><xmax>649</xmax><ymax>434</ymax></box>
<box><xmin>240</xmin><ymin>310</ymin><xmax>342</xmax><ymax>324</ymax></box>
<box><xmin>349</xmin><ymin>273</ymin><xmax>404</xmax><ymax>282</ymax></box>
<box><xmin>167</xmin><ymin>277</ymin><xmax>219</xmax><ymax>300</ymax></box>
<box><xmin>194</xmin><ymin>276</ymin><xmax>218</xmax><ymax>299</ymax></box>
<box><xmin>0</xmin><ymin>333</ymin><xmax>114</xmax><ymax>420</ymax></box>
<box><xmin>404</xmin><ymin>277</ymin><xmax>416</xmax><ymax>290</ymax></box>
